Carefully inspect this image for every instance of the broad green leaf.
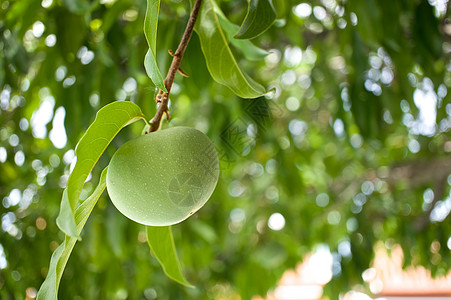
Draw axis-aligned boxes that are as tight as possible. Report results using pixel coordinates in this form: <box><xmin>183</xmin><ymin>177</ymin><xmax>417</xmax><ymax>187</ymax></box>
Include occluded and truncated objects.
<box><xmin>216</xmin><ymin>12</ymin><xmax>268</xmax><ymax>61</ymax></box>
<box><xmin>146</xmin><ymin>226</ymin><xmax>193</xmax><ymax>287</ymax></box>
<box><xmin>144</xmin><ymin>0</ymin><xmax>167</xmax><ymax>92</ymax></box>
<box><xmin>194</xmin><ymin>0</ymin><xmax>267</xmax><ymax>99</ymax></box>
<box><xmin>37</xmin><ymin>168</ymin><xmax>108</xmax><ymax>300</ymax></box>
<box><xmin>57</xmin><ymin>101</ymin><xmax>147</xmax><ymax>238</ymax></box>
<box><xmin>234</xmin><ymin>0</ymin><xmax>277</xmax><ymax>40</ymax></box>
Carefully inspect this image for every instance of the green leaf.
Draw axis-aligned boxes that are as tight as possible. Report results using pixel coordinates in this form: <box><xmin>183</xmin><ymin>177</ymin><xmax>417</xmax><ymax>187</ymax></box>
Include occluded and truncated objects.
<box><xmin>194</xmin><ymin>0</ymin><xmax>267</xmax><ymax>99</ymax></box>
<box><xmin>37</xmin><ymin>168</ymin><xmax>108</xmax><ymax>300</ymax></box>
<box><xmin>144</xmin><ymin>49</ymin><xmax>167</xmax><ymax>92</ymax></box>
<box><xmin>57</xmin><ymin>101</ymin><xmax>147</xmax><ymax>238</ymax></box>
<box><xmin>57</xmin><ymin>190</ymin><xmax>78</xmax><ymax>238</ymax></box>
<box><xmin>144</xmin><ymin>0</ymin><xmax>167</xmax><ymax>92</ymax></box>
<box><xmin>234</xmin><ymin>0</ymin><xmax>277</xmax><ymax>40</ymax></box>
<box><xmin>146</xmin><ymin>226</ymin><xmax>194</xmax><ymax>287</ymax></box>
<box><xmin>216</xmin><ymin>12</ymin><xmax>269</xmax><ymax>61</ymax></box>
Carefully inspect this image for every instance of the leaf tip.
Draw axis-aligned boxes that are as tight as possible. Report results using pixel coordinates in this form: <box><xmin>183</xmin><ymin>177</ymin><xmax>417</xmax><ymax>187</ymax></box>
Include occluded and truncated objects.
<box><xmin>182</xmin><ymin>281</ymin><xmax>196</xmax><ymax>289</ymax></box>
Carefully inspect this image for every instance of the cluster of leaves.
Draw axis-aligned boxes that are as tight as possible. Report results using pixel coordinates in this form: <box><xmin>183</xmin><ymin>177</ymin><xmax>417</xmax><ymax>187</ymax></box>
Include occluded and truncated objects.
<box><xmin>0</xmin><ymin>0</ymin><xmax>451</xmax><ymax>299</ymax></box>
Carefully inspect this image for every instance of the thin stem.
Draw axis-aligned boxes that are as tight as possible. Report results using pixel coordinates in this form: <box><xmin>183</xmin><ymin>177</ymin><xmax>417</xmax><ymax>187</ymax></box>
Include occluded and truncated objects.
<box><xmin>148</xmin><ymin>0</ymin><xmax>203</xmax><ymax>133</ymax></box>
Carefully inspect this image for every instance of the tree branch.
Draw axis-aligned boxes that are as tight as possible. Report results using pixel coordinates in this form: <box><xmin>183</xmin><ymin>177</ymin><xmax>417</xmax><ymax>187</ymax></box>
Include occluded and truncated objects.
<box><xmin>147</xmin><ymin>0</ymin><xmax>203</xmax><ymax>133</ymax></box>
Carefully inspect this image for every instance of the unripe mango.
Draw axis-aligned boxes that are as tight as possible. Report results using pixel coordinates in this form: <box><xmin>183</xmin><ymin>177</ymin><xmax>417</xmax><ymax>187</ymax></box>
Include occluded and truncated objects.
<box><xmin>106</xmin><ymin>127</ymin><xmax>219</xmax><ymax>226</ymax></box>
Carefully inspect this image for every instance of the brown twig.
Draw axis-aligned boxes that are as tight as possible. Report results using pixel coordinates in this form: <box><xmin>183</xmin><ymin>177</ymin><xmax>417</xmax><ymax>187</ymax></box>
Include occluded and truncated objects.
<box><xmin>147</xmin><ymin>0</ymin><xmax>203</xmax><ymax>133</ymax></box>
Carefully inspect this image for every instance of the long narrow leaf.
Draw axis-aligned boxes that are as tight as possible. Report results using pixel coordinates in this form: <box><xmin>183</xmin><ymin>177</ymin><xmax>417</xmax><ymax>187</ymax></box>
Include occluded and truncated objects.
<box><xmin>234</xmin><ymin>0</ymin><xmax>277</xmax><ymax>40</ymax></box>
<box><xmin>57</xmin><ymin>101</ymin><xmax>147</xmax><ymax>238</ymax></box>
<box><xmin>144</xmin><ymin>0</ymin><xmax>167</xmax><ymax>92</ymax></box>
<box><xmin>37</xmin><ymin>168</ymin><xmax>108</xmax><ymax>300</ymax></box>
<box><xmin>194</xmin><ymin>0</ymin><xmax>267</xmax><ymax>99</ymax></box>
<box><xmin>146</xmin><ymin>226</ymin><xmax>193</xmax><ymax>287</ymax></box>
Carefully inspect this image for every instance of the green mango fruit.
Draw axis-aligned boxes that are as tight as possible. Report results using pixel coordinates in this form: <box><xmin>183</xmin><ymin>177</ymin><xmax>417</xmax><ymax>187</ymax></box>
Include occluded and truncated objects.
<box><xmin>106</xmin><ymin>126</ymin><xmax>219</xmax><ymax>226</ymax></box>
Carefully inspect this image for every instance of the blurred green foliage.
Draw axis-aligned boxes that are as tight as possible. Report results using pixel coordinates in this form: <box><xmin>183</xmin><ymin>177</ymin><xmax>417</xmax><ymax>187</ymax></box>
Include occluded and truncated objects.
<box><xmin>0</xmin><ymin>0</ymin><xmax>451</xmax><ymax>299</ymax></box>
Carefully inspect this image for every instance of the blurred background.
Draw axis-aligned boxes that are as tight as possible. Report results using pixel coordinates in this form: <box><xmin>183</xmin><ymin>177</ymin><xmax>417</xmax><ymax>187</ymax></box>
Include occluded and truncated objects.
<box><xmin>1</xmin><ymin>0</ymin><xmax>451</xmax><ymax>299</ymax></box>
